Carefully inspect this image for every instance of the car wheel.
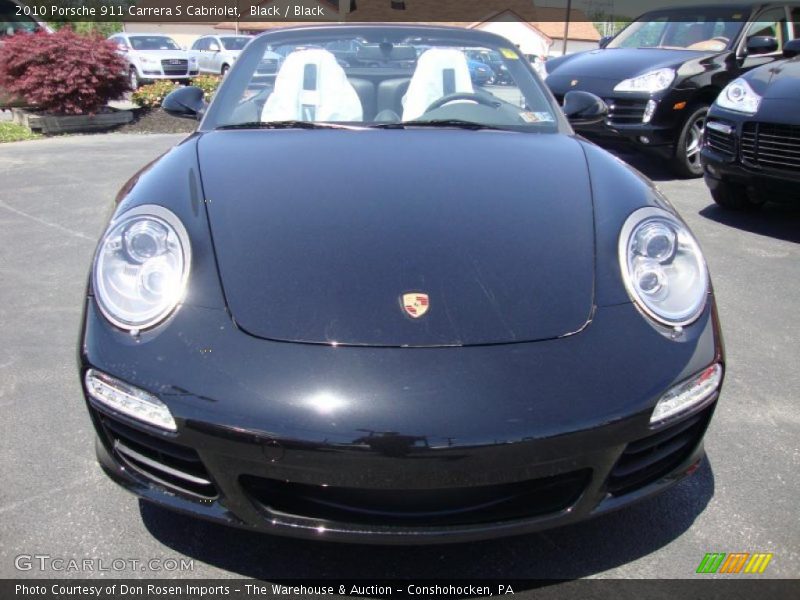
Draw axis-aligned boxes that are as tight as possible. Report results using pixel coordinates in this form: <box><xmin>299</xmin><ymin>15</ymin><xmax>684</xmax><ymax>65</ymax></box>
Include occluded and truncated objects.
<box><xmin>221</xmin><ymin>64</ymin><xmax>230</xmax><ymax>77</ymax></box>
<box><xmin>129</xmin><ymin>67</ymin><xmax>139</xmax><ymax>90</ymax></box>
<box><xmin>708</xmin><ymin>179</ymin><xmax>765</xmax><ymax>210</ymax></box>
<box><xmin>671</xmin><ymin>105</ymin><xmax>708</xmax><ymax>178</ymax></box>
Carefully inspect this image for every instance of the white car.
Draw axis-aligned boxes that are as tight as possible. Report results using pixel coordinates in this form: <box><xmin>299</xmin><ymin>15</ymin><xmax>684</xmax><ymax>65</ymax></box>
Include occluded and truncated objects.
<box><xmin>190</xmin><ymin>35</ymin><xmax>252</xmax><ymax>76</ymax></box>
<box><xmin>108</xmin><ymin>33</ymin><xmax>198</xmax><ymax>89</ymax></box>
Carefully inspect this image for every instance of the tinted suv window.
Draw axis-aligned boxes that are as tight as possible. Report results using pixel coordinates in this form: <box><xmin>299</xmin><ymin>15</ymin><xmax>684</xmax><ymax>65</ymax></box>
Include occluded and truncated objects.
<box><xmin>746</xmin><ymin>7</ymin><xmax>789</xmax><ymax>48</ymax></box>
<box><xmin>793</xmin><ymin>7</ymin><xmax>800</xmax><ymax>37</ymax></box>
<box><xmin>609</xmin><ymin>8</ymin><xmax>748</xmax><ymax>50</ymax></box>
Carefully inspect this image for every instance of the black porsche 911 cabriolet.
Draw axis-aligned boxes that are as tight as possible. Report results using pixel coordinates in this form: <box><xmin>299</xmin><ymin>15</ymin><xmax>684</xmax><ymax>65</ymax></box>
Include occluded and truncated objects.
<box><xmin>79</xmin><ymin>25</ymin><xmax>724</xmax><ymax>544</ymax></box>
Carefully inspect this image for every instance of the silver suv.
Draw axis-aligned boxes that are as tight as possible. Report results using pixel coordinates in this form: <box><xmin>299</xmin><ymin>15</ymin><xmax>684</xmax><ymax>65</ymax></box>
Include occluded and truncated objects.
<box><xmin>189</xmin><ymin>35</ymin><xmax>252</xmax><ymax>76</ymax></box>
<box><xmin>109</xmin><ymin>33</ymin><xmax>198</xmax><ymax>89</ymax></box>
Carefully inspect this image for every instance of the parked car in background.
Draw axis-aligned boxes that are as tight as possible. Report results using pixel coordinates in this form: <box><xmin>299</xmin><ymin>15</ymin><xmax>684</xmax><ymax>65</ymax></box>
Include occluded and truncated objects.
<box><xmin>190</xmin><ymin>35</ymin><xmax>252</xmax><ymax>76</ymax></box>
<box><xmin>467</xmin><ymin>56</ymin><xmax>494</xmax><ymax>85</ymax></box>
<box><xmin>108</xmin><ymin>33</ymin><xmax>198</xmax><ymax>89</ymax></box>
<box><xmin>467</xmin><ymin>49</ymin><xmax>513</xmax><ymax>84</ymax></box>
<box><xmin>546</xmin><ymin>3</ymin><xmax>800</xmax><ymax>177</ymax></box>
<box><xmin>701</xmin><ymin>38</ymin><xmax>800</xmax><ymax>208</ymax></box>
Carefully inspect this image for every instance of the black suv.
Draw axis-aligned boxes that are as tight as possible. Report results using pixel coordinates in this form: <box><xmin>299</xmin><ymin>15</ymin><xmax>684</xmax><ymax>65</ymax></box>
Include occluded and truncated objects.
<box><xmin>546</xmin><ymin>3</ymin><xmax>800</xmax><ymax>177</ymax></box>
<box><xmin>702</xmin><ymin>39</ymin><xmax>800</xmax><ymax>208</ymax></box>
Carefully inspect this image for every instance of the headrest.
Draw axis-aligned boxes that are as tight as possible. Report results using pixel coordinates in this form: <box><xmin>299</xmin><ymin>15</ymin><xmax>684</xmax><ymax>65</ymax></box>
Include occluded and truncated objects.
<box><xmin>402</xmin><ymin>48</ymin><xmax>474</xmax><ymax>121</ymax></box>
<box><xmin>261</xmin><ymin>49</ymin><xmax>363</xmax><ymax>122</ymax></box>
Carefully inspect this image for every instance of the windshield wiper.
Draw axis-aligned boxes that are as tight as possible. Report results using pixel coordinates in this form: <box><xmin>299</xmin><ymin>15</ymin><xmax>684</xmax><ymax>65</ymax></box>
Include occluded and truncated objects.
<box><xmin>371</xmin><ymin>119</ymin><xmax>508</xmax><ymax>131</ymax></box>
<box><xmin>216</xmin><ymin>120</ymin><xmax>365</xmax><ymax>130</ymax></box>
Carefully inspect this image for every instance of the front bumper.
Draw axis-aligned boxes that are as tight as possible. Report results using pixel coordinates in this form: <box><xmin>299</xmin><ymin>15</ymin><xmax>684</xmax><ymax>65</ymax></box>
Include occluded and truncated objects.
<box><xmin>702</xmin><ymin>152</ymin><xmax>800</xmax><ymax>200</ymax></box>
<box><xmin>138</xmin><ymin>67</ymin><xmax>199</xmax><ymax>81</ymax></box>
<box><xmin>702</xmin><ymin>112</ymin><xmax>800</xmax><ymax>200</ymax></box>
<box><xmin>79</xmin><ymin>297</ymin><xmax>723</xmax><ymax>544</ymax></box>
<box><xmin>550</xmin><ymin>85</ymin><xmax>687</xmax><ymax>150</ymax></box>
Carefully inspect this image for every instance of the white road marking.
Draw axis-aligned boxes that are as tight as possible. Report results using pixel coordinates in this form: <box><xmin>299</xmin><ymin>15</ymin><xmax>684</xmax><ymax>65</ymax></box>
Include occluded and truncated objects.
<box><xmin>0</xmin><ymin>198</ymin><xmax>94</xmax><ymax>242</ymax></box>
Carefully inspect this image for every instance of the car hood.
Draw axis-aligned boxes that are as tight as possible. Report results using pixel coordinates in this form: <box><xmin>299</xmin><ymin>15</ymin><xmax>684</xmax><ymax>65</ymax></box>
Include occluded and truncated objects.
<box><xmin>749</xmin><ymin>56</ymin><xmax>800</xmax><ymax>100</ymax></box>
<box><xmin>197</xmin><ymin>130</ymin><xmax>595</xmax><ymax>347</ymax></box>
<box><xmin>547</xmin><ymin>47</ymin><xmax>708</xmax><ymax>84</ymax></box>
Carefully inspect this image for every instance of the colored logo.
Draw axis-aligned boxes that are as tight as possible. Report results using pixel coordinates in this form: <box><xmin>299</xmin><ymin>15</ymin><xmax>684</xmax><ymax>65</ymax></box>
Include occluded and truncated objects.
<box><xmin>696</xmin><ymin>552</ymin><xmax>773</xmax><ymax>574</ymax></box>
<box><xmin>402</xmin><ymin>293</ymin><xmax>430</xmax><ymax>319</ymax></box>
<box><xmin>570</xmin><ymin>79</ymin><xmax>579</xmax><ymax>86</ymax></box>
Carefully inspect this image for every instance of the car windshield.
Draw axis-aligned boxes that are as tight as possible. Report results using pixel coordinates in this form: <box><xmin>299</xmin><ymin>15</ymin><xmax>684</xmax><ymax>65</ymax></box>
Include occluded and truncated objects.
<box><xmin>607</xmin><ymin>7</ymin><xmax>748</xmax><ymax>51</ymax></box>
<box><xmin>204</xmin><ymin>27</ymin><xmax>560</xmax><ymax>132</ymax></box>
<box><xmin>221</xmin><ymin>36</ymin><xmax>250</xmax><ymax>51</ymax></box>
<box><xmin>129</xmin><ymin>36</ymin><xmax>181</xmax><ymax>51</ymax></box>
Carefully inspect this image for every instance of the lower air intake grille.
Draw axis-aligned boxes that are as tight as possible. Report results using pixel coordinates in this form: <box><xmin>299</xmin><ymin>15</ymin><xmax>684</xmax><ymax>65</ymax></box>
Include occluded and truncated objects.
<box><xmin>100</xmin><ymin>415</ymin><xmax>217</xmax><ymax>499</ymax></box>
<box><xmin>241</xmin><ymin>469</ymin><xmax>591</xmax><ymax>527</ymax></box>
<box><xmin>606</xmin><ymin>98</ymin><xmax>647</xmax><ymax>125</ymax></box>
<box><xmin>607</xmin><ymin>407</ymin><xmax>712</xmax><ymax>496</ymax></box>
<box><xmin>741</xmin><ymin>122</ymin><xmax>800</xmax><ymax>172</ymax></box>
<box><xmin>705</xmin><ymin>125</ymin><xmax>736</xmax><ymax>159</ymax></box>
<box><xmin>161</xmin><ymin>59</ymin><xmax>188</xmax><ymax>76</ymax></box>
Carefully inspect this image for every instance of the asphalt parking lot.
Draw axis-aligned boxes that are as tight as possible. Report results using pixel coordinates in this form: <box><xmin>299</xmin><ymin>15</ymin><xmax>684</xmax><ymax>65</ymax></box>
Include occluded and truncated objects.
<box><xmin>0</xmin><ymin>133</ymin><xmax>798</xmax><ymax>581</ymax></box>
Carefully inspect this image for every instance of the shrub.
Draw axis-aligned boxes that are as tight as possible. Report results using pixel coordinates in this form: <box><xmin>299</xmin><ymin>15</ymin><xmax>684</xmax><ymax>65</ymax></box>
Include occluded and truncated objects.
<box><xmin>0</xmin><ymin>122</ymin><xmax>40</xmax><ymax>143</ymax></box>
<box><xmin>0</xmin><ymin>28</ymin><xmax>128</xmax><ymax>115</ymax></box>
<box><xmin>191</xmin><ymin>74</ymin><xmax>222</xmax><ymax>101</ymax></box>
<box><xmin>131</xmin><ymin>80</ymin><xmax>180</xmax><ymax>109</ymax></box>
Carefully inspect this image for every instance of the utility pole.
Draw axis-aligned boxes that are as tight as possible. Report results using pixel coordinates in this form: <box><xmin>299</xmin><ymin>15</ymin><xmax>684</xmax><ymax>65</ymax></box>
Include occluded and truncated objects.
<box><xmin>562</xmin><ymin>0</ymin><xmax>572</xmax><ymax>56</ymax></box>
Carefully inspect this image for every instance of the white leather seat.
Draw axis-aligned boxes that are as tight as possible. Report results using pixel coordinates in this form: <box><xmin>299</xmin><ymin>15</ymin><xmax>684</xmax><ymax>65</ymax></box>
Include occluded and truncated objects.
<box><xmin>261</xmin><ymin>49</ymin><xmax>363</xmax><ymax>122</ymax></box>
<box><xmin>402</xmin><ymin>48</ymin><xmax>474</xmax><ymax>122</ymax></box>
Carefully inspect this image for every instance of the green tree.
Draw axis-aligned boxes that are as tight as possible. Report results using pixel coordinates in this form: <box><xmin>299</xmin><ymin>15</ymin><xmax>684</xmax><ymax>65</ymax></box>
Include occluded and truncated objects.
<box><xmin>48</xmin><ymin>21</ymin><xmax>122</xmax><ymax>36</ymax></box>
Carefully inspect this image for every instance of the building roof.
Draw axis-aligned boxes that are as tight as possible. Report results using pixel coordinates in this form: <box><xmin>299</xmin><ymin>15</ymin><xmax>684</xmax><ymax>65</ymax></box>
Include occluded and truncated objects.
<box><xmin>532</xmin><ymin>8</ymin><xmax>600</xmax><ymax>41</ymax></box>
<box><xmin>465</xmin><ymin>10</ymin><xmax>553</xmax><ymax>44</ymax></box>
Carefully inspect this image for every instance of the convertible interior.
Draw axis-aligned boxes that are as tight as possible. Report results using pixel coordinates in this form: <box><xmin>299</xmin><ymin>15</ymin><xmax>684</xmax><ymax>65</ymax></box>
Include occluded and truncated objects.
<box><xmin>229</xmin><ymin>43</ymin><xmax>550</xmax><ymax>127</ymax></box>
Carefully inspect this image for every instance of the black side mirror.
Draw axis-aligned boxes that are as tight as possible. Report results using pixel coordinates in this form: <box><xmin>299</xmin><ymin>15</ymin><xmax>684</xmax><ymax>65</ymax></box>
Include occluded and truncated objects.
<box><xmin>563</xmin><ymin>91</ymin><xmax>608</xmax><ymax>126</ymax></box>
<box><xmin>163</xmin><ymin>86</ymin><xmax>206</xmax><ymax>120</ymax></box>
<box><xmin>599</xmin><ymin>35</ymin><xmax>613</xmax><ymax>49</ymax></box>
<box><xmin>746</xmin><ymin>35</ymin><xmax>779</xmax><ymax>55</ymax></box>
<box><xmin>783</xmin><ymin>38</ymin><xmax>800</xmax><ymax>58</ymax></box>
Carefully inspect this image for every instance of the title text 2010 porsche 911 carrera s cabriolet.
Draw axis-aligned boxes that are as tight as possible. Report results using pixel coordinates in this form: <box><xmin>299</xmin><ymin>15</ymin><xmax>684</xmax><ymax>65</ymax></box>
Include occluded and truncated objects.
<box><xmin>79</xmin><ymin>25</ymin><xmax>725</xmax><ymax>544</ymax></box>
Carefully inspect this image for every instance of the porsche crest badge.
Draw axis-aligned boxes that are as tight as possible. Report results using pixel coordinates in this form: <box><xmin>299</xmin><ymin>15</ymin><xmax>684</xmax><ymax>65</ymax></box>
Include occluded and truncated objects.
<box><xmin>402</xmin><ymin>293</ymin><xmax>430</xmax><ymax>319</ymax></box>
<box><xmin>570</xmin><ymin>79</ymin><xmax>579</xmax><ymax>87</ymax></box>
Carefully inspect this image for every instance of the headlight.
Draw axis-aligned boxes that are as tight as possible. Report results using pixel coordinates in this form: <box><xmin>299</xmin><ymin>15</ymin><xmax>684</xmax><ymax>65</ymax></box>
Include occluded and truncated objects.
<box><xmin>85</xmin><ymin>369</ymin><xmax>176</xmax><ymax>431</ymax></box>
<box><xmin>619</xmin><ymin>207</ymin><xmax>708</xmax><ymax>326</ymax></box>
<box><xmin>715</xmin><ymin>78</ymin><xmax>761</xmax><ymax>115</ymax></box>
<box><xmin>189</xmin><ymin>56</ymin><xmax>198</xmax><ymax>65</ymax></box>
<box><xmin>650</xmin><ymin>364</ymin><xmax>722</xmax><ymax>424</ymax></box>
<box><xmin>93</xmin><ymin>205</ymin><xmax>190</xmax><ymax>331</ymax></box>
<box><xmin>614</xmin><ymin>68</ymin><xmax>676</xmax><ymax>93</ymax></box>
<box><xmin>139</xmin><ymin>56</ymin><xmax>155</xmax><ymax>64</ymax></box>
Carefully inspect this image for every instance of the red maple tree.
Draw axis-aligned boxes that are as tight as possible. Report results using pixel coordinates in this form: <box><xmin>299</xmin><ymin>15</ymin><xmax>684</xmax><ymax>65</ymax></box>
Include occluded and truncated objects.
<box><xmin>0</xmin><ymin>28</ymin><xmax>129</xmax><ymax>115</ymax></box>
